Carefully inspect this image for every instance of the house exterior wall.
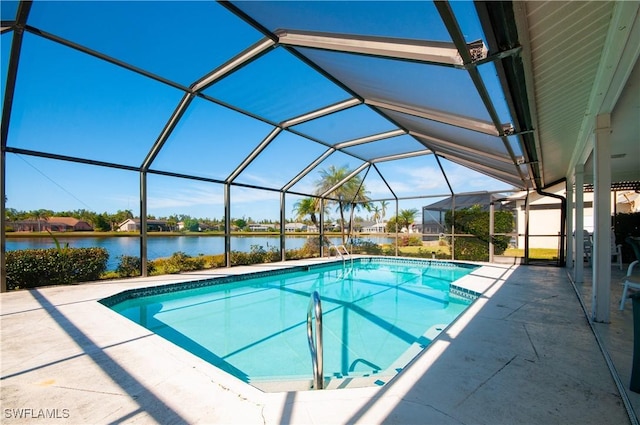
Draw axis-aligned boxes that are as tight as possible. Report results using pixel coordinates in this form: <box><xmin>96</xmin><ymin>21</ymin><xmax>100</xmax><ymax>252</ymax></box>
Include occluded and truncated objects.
<box><xmin>516</xmin><ymin>191</ymin><xmax>596</xmax><ymax>249</ymax></box>
<box><xmin>117</xmin><ymin>219</ymin><xmax>138</xmax><ymax>232</ymax></box>
<box><xmin>362</xmin><ymin>222</ymin><xmax>387</xmax><ymax>233</ymax></box>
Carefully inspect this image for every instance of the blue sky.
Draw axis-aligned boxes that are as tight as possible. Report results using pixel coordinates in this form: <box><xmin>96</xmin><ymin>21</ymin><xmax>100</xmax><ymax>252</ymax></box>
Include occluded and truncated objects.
<box><xmin>2</xmin><ymin>1</ymin><xmax>515</xmax><ymax>223</ymax></box>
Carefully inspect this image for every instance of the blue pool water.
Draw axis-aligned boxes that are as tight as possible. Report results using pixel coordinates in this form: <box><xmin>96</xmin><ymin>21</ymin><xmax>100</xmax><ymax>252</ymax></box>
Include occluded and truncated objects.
<box><xmin>103</xmin><ymin>258</ymin><xmax>479</xmax><ymax>388</ymax></box>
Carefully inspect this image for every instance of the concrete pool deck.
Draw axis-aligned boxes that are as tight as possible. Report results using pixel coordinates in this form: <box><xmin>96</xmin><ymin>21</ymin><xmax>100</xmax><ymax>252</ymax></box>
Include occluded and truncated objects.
<box><xmin>0</xmin><ymin>257</ymin><xmax>636</xmax><ymax>424</ymax></box>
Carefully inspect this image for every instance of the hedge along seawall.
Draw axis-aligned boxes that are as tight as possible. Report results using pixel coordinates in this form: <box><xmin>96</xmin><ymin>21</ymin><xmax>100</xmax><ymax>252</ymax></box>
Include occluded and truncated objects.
<box><xmin>6</xmin><ymin>247</ymin><xmax>109</xmax><ymax>290</ymax></box>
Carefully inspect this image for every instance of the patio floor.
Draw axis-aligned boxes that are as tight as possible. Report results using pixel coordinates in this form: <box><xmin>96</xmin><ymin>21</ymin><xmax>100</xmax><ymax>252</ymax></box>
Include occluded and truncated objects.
<box><xmin>0</xmin><ymin>258</ymin><xmax>636</xmax><ymax>424</ymax></box>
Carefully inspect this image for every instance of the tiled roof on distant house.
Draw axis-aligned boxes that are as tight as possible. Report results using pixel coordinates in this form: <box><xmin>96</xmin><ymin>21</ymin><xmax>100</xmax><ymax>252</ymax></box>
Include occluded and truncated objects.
<box><xmin>46</xmin><ymin>217</ymin><xmax>93</xmax><ymax>231</ymax></box>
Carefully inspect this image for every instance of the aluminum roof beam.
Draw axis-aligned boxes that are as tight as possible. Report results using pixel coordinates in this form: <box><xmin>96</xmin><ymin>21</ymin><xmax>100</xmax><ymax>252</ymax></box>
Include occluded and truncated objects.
<box><xmin>24</xmin><ymin>25</ymin><xmax>190</xmax><ymax>93</ymax></box>
<box><xmin>332</xmin><ymin>129</ymin><xmax>405</xmax><ymax>149</ymax></box>
<box><xmin>370</xmin><ymin>150</ymin><xmax>432</xmax><ymax>164</ymax></box>
<box><xmin>366</xmin><ymin>99</ymin><xmax>502</xmax><ymax>136</ymax></box>
<box><xmin>227</xmin><ymin>127</ymin><xmax>282</xmax><ymax>183</ymax></box>
<box><xmin>191</xmin><ymin>37</ymin><xmax>276</xmax><ymax>93</ymax></box>
<box><xmin>319</xmin><ymin>162</ymin><xmax>369</xmax><ymax>198</ymax></box>
<box><xmin>1</xmin><ymin>1</ymin><xmax>31</xmax><ymax>151</ymax></box>
<box><xmin>370</xmin><ymin>163</ymin><xmax>397</xmax><ymax>200</ymax></box>
<box><xmin>282</xmin><ymin>148</ymin><xmax>335</xmax><ymax>192</ymax></box>
<box><xmin>410</xmin><ymin>130</ymin><xmax>516</xmax><ymax>165</ymax></box>
<box><xmin>282</xmin><ymin>129</ymin><xmax>411</xmax><ymax>194</ymax></box>
<box><xmin>280</xmin><ymin>98</ymin><xmax>360</xmax><ymax>128</ymax></box>
<box><xmin>475</xmin><ymin>1</ymin><xmax>541</xmax><ymax>190</ymax></box>
<box><xmin>435</xmin><ymin>1</ymin><xmax>527</xmax><ymax>186</ymax></box>
<box><xmin>146</xmin><ymin>38</ymin><xmax>278</xmax><ymax>176</ymax></box>
<box><xmin>437</xmin><ymin>153</ymin><xmax>523</xmax><ymax>187</ymax></box>
<box><xmin>276</xmin><ymin>29</ymin><xmax>487</xmax><ymax>68</ymax></box>
<box><xmin>141</xmin><ymin>93</ymin><xmax>194</xmax><ymax>171</ymax></box>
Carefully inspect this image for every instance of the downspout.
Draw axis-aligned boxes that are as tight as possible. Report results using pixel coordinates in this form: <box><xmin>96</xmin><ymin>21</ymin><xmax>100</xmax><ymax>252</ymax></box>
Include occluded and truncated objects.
<box><xmin>536</xmin><ymin>178</ymin><xmax>567</xmax><ymax>267</ymax></box>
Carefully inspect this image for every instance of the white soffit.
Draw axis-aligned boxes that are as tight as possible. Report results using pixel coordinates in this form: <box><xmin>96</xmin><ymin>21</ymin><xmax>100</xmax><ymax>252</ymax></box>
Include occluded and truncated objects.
<box><xmin>529</xmin><ymin>1</ymin><xmax>613</xmax><ymax>184</ymax></box>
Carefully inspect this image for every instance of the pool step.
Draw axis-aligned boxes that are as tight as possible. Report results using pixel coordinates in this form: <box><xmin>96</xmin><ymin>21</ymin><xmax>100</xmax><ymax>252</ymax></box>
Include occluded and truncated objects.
<box><xmin>250</xmin><ymin>374</ymin><xmax>393</xmax><ymax>393</ymax></box>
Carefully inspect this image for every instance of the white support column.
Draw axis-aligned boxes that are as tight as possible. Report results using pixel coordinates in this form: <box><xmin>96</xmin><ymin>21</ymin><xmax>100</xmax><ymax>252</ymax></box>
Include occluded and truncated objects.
<box><xmin>592</xmin><ymin>114</ymin><xmax>612</xmax><ymax>323</ymax></box>
<box><xmin>566</xmin><ymin>180</ymin><xmax>574</xmax><ymax>276</ymax></box>
<box><xmin>575</xmin><ymin>165</ymin><xmax>585</xmax><ymax>283</ymax></box>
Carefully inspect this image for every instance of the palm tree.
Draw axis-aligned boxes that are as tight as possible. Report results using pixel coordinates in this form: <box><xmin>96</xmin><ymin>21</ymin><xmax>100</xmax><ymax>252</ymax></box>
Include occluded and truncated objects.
<box><xmin>292</xmin><ymin>197</ymin><xmax>319</xmax><ymax>228</ymax></box>
<box><xmin>398</xmin><ymin>208</ymin><xmax>419</xmax><ymax>233</ymax></box>
<box><xmin>30</xmin><ymin>209</ymin><xmax>51</xmax><ymax>232</ymax></box>
<box><xmin>371</xmin><ymin>205</ymin><xmax>381</xmax><ymax>223</ymax></box>
<box><xmin>345</xmin><ymin>199</ymin><xmax>371</xmax><ymax>238</ymax></box>
<box><xmin>315</xmin><ymin>165</ymin><xmax>370</xmax><ymax>243</ymax></box>
<box><xmin>380</xmin><ymin>200</ymin><xmax>389</xmax><ymax>221</ymax></box>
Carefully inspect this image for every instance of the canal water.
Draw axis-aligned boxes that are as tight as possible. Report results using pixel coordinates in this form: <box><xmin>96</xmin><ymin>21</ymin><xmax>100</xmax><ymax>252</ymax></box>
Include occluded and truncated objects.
<box><xmin>6</xmin><ymin>235</ymin><xmax>394</xmax><ymax>270</ymax></box>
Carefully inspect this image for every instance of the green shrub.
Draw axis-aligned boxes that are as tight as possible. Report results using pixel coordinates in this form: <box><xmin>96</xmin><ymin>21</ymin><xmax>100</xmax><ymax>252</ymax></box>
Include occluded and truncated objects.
<box><xmin>445</xmin><ymin>205</ymin><xmax>514</xmax><ymax>261</ymax></box>
<box><xmin>350</xmin><ymin>239</ymin><xmax>383</xmax><ymax>255</ymax></box>
<box><xmin>6</xmin><ymin>247</ymin><xmax>108</xmax><ymax>290</ymax></box>
<box><xmin>451</xmin><ymin>237</ymin><xmax>490</xmax><ymax>262</ymax></box>
<box><xmin>393</xmin><ymin>235</ymin><xmax>423</xmax><ymax>247</ymax></box>
<box><xmin>116</xmin><ymin>255</ymin><xmax>159</xmax><ymax>277</ymax></box>
<box><xmin>203</xmin><ymin>254</ymin><xmax>225</xmax><ymax>268</ymax></box>
<box><xmin>230</xmin><ymin>245</ymin><xmax>281</xmax><ymax>266</ymax></box>
<box><xmin>150</xmin><ymin>251</ymin><xmax>205</xmax><ymax>274</ymax></box>
<box><xmin>230</xmin><ymin>250</ymin><xmax>251</xmax><ymax>266</ymax></box>
<box><xmin>116</xmin><ymin>255</ymin><xmax>143</xmax><ymax>277</ymax></box>
<box><xmin>303</xmin><ymin>238</ymin><xmax>321</xmax><ymax>257</ymax></box>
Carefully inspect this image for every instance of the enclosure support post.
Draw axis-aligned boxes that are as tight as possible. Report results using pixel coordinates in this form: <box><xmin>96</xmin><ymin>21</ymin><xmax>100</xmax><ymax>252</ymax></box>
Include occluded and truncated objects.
<box><xmin>395</xmin><ymin>200</ymin><xmax>399</xmax><ymax>257</ymax></box>
<box><xmin>566</xmin><ymin>180</ymin><xmax>574</xmax><ymax>275</ymax></box>
<box><xmin>575</xmin><ymin>164</ymin><xmax>585</xmax><ymax>283</ymax></box>
<box><xmin>0</xmin><ymin>149</ymin><xmax>5</xmax><ymax>293</ymax></box>
<box><xmin>280</xmin><ymin>192</ymin><xmax>286</xmax><ymax>262</ymax></box>
<box><xmin>140</xmin><ymin>171</ymin><xmax>148</xmax><ymax>277</ymax></box>
<box><xmin>489</xmin><ymin>200</ymin><xmax>495</xmax><ymax>262</ymax></box>
<box><xmin>592</xmin><ymin>114</ymin><xmax>612</xmax><ymax>323</ymax></box>
<box><xmin>319</xmin><ymin>198</ymin><xmax>325</xmax><ymax>257</ymax></box>
<box><xmin>451</xmin><ymin>196</ymin><xmax>456</xmax><ymax>261</ymax></box>
<box><xmin>1</xmin><ymin>3</ymin><xmax>32</xmax><ymax>292</ymax></box>
<box><xmin>224</xmin><ymin>183</ymin><xmax>231</xmax><ymax>267</ymax></box>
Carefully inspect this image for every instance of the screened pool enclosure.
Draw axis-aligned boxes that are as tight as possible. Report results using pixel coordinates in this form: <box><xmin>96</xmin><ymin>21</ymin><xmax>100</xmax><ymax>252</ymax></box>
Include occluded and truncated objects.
<box><xmin>2</xmin><ymin>1</ymin><xmax>638</xmax><ymax>296</ymax></box>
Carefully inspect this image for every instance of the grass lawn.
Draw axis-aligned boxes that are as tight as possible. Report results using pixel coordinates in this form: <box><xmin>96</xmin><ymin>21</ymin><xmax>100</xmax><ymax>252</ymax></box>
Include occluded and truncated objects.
<box><xmin>396</xmin><ymin>245</ymin><xmax>451</xmax><ymax>255</ymax></box>
<box><xmin>503</xmin><ymin>248</ymin><xmax>559</xmax><ymax>260</ymax></box>
<box><xmin>396</xmin><ymin>246</ymin><xmax>559</xmax><ymax>260</ymax></box>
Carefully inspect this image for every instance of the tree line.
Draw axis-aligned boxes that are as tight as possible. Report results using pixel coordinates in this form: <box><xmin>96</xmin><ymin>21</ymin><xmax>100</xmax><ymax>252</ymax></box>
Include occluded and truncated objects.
<box><xmin>6</xmin><ymin>165</ymin><xmax>421</xmax><ymax>237</ymax></box>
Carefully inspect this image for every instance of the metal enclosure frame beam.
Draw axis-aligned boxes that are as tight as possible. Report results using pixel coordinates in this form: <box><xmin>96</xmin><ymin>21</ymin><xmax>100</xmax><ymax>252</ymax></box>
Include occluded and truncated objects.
<box><xmin>1</xmin><ymin>1</ymin><xmax>32</xmax><ymax>293</ymax></box>
<box><xmin>275</xmin><ymin>29</ymin><xmax>482</xmax><ymax>67</ymax></box>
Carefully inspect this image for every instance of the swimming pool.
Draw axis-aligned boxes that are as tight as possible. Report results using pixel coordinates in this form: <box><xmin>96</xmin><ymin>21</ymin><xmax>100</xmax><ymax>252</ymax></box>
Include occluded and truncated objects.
<box><xmin>101</xmin><ymin>257</ymin><xmax>479</xmax><ymax>391</ymax></box>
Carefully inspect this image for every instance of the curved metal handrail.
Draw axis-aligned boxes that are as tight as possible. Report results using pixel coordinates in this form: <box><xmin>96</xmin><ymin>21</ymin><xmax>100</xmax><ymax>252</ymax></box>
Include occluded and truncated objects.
<box><xmin>329</xmin><ymin>244</ymin><xmax>353</xmax><ymax>276</ymax></box>
<box><xmin>307</xmin><ymin>291</ymin><xmax>323</xmax><ymax>390</ymax></box>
